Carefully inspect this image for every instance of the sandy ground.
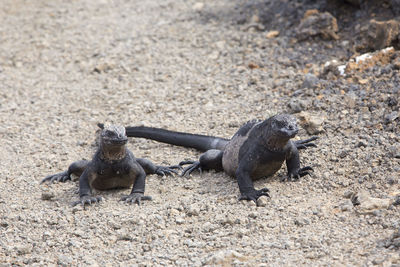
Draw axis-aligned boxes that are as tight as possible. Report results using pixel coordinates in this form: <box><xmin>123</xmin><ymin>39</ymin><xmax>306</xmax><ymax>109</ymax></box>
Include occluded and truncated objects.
<box><xmin>0</xmin><ymin>0</ymin><xmax>399</xmax><ymax>266</ymax></box>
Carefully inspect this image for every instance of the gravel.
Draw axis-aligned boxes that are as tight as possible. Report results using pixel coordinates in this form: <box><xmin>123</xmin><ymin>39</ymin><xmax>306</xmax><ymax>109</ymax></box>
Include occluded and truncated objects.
<box><xmin>0</xmin><ymin>0</ymin><xmax>399</xmax><ymax>266</ymax></box>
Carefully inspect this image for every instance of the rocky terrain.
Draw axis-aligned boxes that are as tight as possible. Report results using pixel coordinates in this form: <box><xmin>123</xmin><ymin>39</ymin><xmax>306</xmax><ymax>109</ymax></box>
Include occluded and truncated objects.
<box><xmin>0</xmin><ymin>0</ymin><xmax>399</xmax><ymax>266</ymax></box>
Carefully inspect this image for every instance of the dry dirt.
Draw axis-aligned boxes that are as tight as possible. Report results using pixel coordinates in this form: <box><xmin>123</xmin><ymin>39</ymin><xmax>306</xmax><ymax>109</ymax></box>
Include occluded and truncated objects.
<box><xmin>0</xmin><ymin>0</ymin><xmax>399</xmax><ymax>266</ymax></box>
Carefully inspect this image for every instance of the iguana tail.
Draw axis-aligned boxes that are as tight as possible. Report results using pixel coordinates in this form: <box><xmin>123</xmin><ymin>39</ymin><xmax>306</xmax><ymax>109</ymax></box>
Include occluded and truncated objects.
<box><xmin>123</xmin><ymin>125</ymin><xmax>229</xmax><ymax>152</ymax></box>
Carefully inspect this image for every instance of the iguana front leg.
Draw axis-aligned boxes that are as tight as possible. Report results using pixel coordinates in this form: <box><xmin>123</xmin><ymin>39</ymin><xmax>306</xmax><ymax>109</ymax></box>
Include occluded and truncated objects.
<box><xmin>72</xmin><ymin>169</ymin><xmax>102</xmax><ymax>206</ymax></box>
<box><xmin>120</xmin><ymin>164</ymin><xmax>152</xmax><ymax>205</ymax></box>
<box><xmin>136</xmin><ymin>158</ymin><xmax>180</xmax><ymax>176</ymax></box>
<box><xmin>294</xmin><ymin>136</ymin><xmax>318</xmax><ymax>150</ymax></box>
<box><xmin>282</xmin><ymin>146</ymin><xmax>313</xmax><ymax>181</ymax></box>
<box><xmin>236</xmin><ymin>159</ymin><xmax>270</xmax><ymax>202</ymax></box>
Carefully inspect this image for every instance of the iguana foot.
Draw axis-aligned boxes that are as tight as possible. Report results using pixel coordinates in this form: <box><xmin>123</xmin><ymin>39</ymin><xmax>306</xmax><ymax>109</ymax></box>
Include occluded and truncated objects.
<box><xmin>72</xmin><ymin>195</ymin><xmax>102</xmax><ymax>207</ymax></box>
<box><xmin>239</xmin><ymin>188</ymin><xmax>270</xmax><ymax>202</ymax></box>
<box><xmin>295</xmin><ymin>137</ymin><xmax>318</xmax><ymax>150</ymax></box>
<box><xmin>120</xmin><ymin>192</ymin><xmax>152</xmax><ymax>205</ymax></box>
<box><xmin>41</xmin><ymin>171</ymin><xmax>71</xmax><ymax>184</ymax></box>
<box><xmin>282</xmin><ymin>166</ymin><xmax>313</xmax><ymax>182</ymax></box>
<box><xmin>155</xmin><ymin>165</ymin><xmax>180</xmax><ymax>176</ymax></box>
<box><xmin>179</xmin><ymin>160</ymin><xmax>202</xmax><ymax>176</ymax></box>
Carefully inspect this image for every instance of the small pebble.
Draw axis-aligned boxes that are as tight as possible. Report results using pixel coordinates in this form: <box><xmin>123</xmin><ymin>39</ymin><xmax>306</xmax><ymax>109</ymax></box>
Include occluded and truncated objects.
<box><xmin>41</xmin><ymin>192</ymin><xmax>55</xmax><ymax>201</ymax></box>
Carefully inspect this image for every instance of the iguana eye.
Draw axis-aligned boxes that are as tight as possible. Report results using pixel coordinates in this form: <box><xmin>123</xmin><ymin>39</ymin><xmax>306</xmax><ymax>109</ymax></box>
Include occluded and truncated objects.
<box><xmin>105</xmin><ymin>130</ymin><xmax>116</xmax><ymax>136</ymax></box>
<box><xmin>275</xmin><ymin>120</ymin><xmax>285</xmax><ymax>128</ymax></box>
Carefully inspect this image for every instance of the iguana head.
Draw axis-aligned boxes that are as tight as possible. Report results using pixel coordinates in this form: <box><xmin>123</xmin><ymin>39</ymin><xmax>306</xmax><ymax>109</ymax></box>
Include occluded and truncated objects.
<box><xmin>270</xmin><ymin>114</ymin><xmax>299</xmax><ymax>139</ymax></box>
<box><xmin>100</xmin><ymin>124</ymin><xmax>128</xmax><ymax>147</ymax></box>
<box><xmin>260</xmin><ymin>114</ymin><xmax>299</xmax><ymax>151</ymax></box>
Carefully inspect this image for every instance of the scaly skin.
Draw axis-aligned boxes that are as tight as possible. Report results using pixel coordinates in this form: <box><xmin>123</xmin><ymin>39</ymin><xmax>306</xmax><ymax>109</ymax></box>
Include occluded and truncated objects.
<box><xmin>122</xmin><ymin>114</ymin><xmax>318</xmax><ymax>204</ymax></box>
<box><xmin>41</xmin><ymin>125</ymin><xmax>179</xmax><ymax>206</ymax></box>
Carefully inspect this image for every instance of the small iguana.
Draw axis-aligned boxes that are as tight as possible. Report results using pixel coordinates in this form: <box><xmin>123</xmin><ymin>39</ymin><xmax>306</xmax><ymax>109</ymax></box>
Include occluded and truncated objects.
<box><xmin>121</xmin><ymin>114</ymin><xmax>317</xmax><ymax>202</ymax></box>
<box><xmin>41</xmin><ymin>125</ymin><xmax>178</xmax><ymax>206</ymax></box>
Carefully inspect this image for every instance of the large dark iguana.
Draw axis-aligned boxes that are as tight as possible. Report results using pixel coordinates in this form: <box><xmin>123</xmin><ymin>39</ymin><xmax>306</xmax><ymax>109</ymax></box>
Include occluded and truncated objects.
<box><xmin>41</xmin><ymin>125</ymin><xmax>178</xmax><ymax>206</ymax></box>
<box><xmin>121</xmin><ymin>114</ymin><xmax>318</xmax><ymax>202</ymax></box>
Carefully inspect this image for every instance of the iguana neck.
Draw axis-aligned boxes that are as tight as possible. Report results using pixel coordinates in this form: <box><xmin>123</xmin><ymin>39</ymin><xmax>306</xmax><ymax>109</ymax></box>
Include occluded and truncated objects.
<box><xmin>100</xmin><ymin>143</ymin><xmax>127</xmax><ymax>161</ymax></box>
<box><xmin>263</xmin><ymin>135</ymin><xmax>290</xmax><ymax>152</ymax></box>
